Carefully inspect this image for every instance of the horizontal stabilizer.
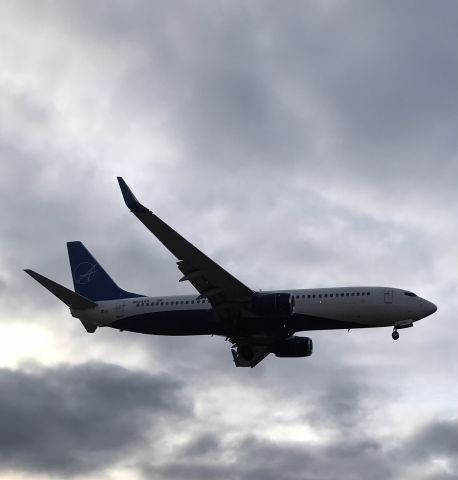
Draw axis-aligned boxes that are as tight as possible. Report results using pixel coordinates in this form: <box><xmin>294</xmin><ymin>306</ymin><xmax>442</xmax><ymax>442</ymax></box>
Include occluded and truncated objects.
<box><xmin>24</xmin><ymin>269</ymin><xmax>97</xmax><ymax>310</ymax></box>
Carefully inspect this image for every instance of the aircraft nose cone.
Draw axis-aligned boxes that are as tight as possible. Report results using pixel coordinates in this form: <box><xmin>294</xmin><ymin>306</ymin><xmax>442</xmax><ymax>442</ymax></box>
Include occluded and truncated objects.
<box><xmin>424</xmin><ymin>300</ymin><xmax>437</xmax><ymax>316</ymax></box>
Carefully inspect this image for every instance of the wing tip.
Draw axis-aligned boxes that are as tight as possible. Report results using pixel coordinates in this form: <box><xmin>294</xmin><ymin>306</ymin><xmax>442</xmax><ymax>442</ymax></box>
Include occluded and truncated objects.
<box><xmin>117</xmin><ymin>177</ymin><xmax>149</xmax><ymax>214</ymax></box>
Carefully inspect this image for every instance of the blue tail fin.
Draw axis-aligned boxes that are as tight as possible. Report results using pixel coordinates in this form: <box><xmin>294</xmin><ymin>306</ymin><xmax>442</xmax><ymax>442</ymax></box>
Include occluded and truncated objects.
<box><xmin>67</xmin><ymin>241</ymin><xmax>144</xmax><ymax>301</ymax></box>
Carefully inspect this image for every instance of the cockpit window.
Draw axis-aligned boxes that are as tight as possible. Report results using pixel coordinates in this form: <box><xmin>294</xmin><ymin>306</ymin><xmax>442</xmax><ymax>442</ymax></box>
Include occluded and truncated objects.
<box><xmin>404</xmin><ymin>291</ymin><xmax>417</xmax><ymax>297</ymax></box>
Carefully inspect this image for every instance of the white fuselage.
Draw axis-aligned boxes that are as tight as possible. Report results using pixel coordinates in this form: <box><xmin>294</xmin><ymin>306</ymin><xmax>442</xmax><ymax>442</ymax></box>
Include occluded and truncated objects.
<box><xmin>74</xmin><ymin>286</ymin><xmax>436</xmax><ymax>335</ymax></box>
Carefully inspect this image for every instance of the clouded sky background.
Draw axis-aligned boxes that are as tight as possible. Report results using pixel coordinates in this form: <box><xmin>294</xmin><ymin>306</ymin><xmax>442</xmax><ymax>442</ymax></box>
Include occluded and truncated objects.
<box><xmin>1</xmin><ymin>1</ymin><xmax>457</xmax><ymax>479</ymax></box>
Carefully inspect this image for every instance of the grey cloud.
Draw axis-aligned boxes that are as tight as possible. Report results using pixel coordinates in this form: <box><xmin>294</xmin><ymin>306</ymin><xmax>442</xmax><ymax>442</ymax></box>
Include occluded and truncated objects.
<box><xmin>146</xmin><ymin>433</ymin><xmax>392</xmax><ymax>480</ymax></box>
<box><xmin>0</xmin><ymin>362</ymin><xmax>192</xmax><ymax>476</ymax></box>
<box><xmin>146</xmin><ymin>421</ymin><xmax>458</xmax><ymax>480</ymax></box>
<box><xmin>49</xmin><ymin>0</ymin><xmax>458</xmax><ymax>174</ymax></box>
<box><xmin>179</xmin><ymin>432</ymin><xmax>222</xmax><ymax>458</ymax></box>
<box><xmin>407</xmin><ymin>418</ymin><xmax>458</xmax><ymax>462</ymax></box>
<box><xmin>307</xmin><ymin>368</ymin><xmax>370</xmax><ymax>429</ymax></box>
<box><xmin>5</xmin><ymin>0</ymin><xmax>458</xmax><ymax>191</ymax></box>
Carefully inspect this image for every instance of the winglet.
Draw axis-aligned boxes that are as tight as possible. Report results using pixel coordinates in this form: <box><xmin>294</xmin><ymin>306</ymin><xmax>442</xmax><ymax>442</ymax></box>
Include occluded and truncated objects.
<box><xmin>117</xmin><ymin>177</ymin><xmax>149</xmax><ymax>214</ymax></box>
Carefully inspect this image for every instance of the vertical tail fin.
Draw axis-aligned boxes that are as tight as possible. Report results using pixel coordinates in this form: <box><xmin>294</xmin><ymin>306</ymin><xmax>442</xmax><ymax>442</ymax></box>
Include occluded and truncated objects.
<box><xmin>67</xmin><ymin>241</ymin><xmax>144</xmax><ymax>301</ymax></box>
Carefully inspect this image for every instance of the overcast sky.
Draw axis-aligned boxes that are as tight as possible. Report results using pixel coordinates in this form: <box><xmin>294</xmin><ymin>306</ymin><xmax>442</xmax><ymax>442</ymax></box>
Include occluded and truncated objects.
<box><xmin>1</xmin><ymin>1</ymin><xmax>457</xmax><ymax>479</ymax></box>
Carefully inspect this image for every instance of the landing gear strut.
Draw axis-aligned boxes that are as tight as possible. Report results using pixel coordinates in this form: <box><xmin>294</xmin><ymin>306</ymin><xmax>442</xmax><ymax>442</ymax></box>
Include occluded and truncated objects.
<box><xmin>392</xmin><ymin>329</ymin><xmax>399</xmax><ymax>341</ymax></box>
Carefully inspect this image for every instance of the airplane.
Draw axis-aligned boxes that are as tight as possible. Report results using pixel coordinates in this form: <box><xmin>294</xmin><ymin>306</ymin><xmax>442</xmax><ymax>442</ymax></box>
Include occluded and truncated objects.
<box><xmin>25</xmin><ymin>177</ymin><xmax>438</xmax><ymax>367</ymax></box>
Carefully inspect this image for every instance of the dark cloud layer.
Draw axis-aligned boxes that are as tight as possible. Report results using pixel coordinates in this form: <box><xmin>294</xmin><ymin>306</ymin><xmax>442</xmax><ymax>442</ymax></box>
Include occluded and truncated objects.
<box><xmin>147</xmin><ymin>420</ymin><xmax>458</xmax><ymax>480</ymax></box>
<box><xmin>0</xmin><ymin>359</ymin><xmax>455</xmax><ymax>479</ymax></box>
<box><xmin>0</xmin><ymin>362</ymin><xmax>191</xmax><ymax>476</ymax></box>
<box><xmin>408</xmin><ymin>418</ymin><xmax>458</xmax><ymax>463</ymax></box>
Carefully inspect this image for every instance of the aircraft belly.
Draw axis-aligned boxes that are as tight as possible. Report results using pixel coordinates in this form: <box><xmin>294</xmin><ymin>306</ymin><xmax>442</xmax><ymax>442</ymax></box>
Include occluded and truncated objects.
<box><xmin>292</xmin><ymin>302</ymin><xmax>399</xmax><ymax>329</ymax></box>
<box><xmin>110</xmin><ymin>309</ymin><xmax>217</xmax><ymax>336</ymax></box>
<box><xmin>289</xmin><ymin>313</ymin><xmax>370</xmax><ymax>331</ymax></box>
<box><xmin>109</xmin><ymin>302</ymin><xmax>401</xmax><ymax>337</ymax></box>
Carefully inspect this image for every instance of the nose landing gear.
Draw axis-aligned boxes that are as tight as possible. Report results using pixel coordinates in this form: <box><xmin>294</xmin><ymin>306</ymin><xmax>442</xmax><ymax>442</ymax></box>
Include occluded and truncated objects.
<box><xmin>391</xmin><ymin>320</ymin><xmax>413</xmax><ymax>340</ymax></box>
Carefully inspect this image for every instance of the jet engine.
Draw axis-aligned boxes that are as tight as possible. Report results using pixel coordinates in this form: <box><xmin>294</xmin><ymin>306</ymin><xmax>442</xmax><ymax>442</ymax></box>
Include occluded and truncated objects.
<box><xmin>251</xmin><ymin>293</ymin><xmax>295</xmax><ymax>316</ymax></box>
<box><xmin>271</xmin><ymin>336</ymin><xmax>313</xmax><ymax>357</ymax></box>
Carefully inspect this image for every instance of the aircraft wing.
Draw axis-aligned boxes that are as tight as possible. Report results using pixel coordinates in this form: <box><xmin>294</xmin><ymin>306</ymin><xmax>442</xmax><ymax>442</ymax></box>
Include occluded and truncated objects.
<box><xmin>117</xmin><ymin>177</ymin><xmax>253</xmax><ymax>308</ymax></box>
<box><xmin>118</xmin><ymin>177</ymin><xmax>290</xmax><ymax>368</ymax></box>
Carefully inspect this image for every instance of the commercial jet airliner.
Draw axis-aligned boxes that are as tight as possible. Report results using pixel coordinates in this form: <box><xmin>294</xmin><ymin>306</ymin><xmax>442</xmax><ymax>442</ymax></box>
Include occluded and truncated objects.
<box><xmin>25</xmin><ymin>178</ymin><xmax>437</xmax><ymax>367</ymax></box>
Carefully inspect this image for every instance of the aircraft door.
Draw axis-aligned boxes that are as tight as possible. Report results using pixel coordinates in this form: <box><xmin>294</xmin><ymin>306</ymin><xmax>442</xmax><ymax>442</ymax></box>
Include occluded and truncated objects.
<box><xmin>384</xmin><ymin>290</ymin><xmax>393</xmax><ymax>304</ymax></box>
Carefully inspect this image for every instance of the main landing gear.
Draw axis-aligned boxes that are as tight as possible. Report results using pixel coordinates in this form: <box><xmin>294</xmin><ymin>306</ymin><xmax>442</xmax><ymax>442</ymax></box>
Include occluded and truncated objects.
<box><xmin>392</xmin><ymin>328</ymin><xmax>399</xmax><ymax>341</ymax></box>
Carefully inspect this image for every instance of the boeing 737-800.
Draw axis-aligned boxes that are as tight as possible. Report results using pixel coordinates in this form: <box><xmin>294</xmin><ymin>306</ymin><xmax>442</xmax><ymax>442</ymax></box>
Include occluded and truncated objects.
<box><xmin>25</xmin><ymin>178</ymin><xmax>437</xmax><ymax>367</ymax></box>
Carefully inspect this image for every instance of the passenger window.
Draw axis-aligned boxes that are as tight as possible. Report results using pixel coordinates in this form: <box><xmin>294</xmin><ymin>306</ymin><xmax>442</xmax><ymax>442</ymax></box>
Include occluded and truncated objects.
<box><xmin>307</xmin><ymin>295</ymin><xmax>311</xmax><ymax>299</ymax></box>
<box><xmin>313</xmin><ymin>294</ymin><xmax>316</xmax><ymax>298</ymax></box>
<box><xmin>362</xmin><ymin>292</ymin><xmax>365</xmax><ymax>296</ymax></box>
<box><xmin>191</xmin><ymin>301</ymin><xmax>194</xmax><ymax>304</ymax></box>
<box><xmin>346</xmin><ymin>293</ymin><xmax>349</xmax><ymax>297</ymax></box>
<box><xmin>185</xmin><ymin>301</ymin><xmax>188</xmax><ymax>304</ymax></box>
<box><xmin>319</xmin><ymin>294</ymin><xmax>322</xmax><ymax>298</ymax></box>
<box><xmin>330</xmin><ymin>294</ymin><xmax>333</xmax><ymax>297</ymax></box>
<box><xmin>351</xmin><ymin>293</ymin><xmax>354</xmax><ymax>296</ymax></box>
<box><xmin>356</xmin><ymin>293</ymin><xmax>360</xmax><ymax>296</ymax></box>
<box><xmin>367</xmin><ymin>292</ymin><xmax>370</xmax><ymax>296</ymax></box>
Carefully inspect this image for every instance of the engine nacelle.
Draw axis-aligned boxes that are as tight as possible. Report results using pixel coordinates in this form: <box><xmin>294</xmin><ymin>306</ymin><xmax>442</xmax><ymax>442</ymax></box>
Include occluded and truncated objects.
<box><xmin>251</xmin><ymin>293</ymin><xmax>295</xmax><ymax>316</ymax></box>
<box><xmin>271</xmin><ymin>336</ymin><xmax>313</xmax><ymax>358</ymax></box>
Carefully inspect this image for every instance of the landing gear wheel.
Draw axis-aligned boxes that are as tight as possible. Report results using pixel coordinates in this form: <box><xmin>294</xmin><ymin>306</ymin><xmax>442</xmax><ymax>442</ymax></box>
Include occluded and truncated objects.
<box><xmin>392</xmin><ymin>330</ymin><xmax>399</xmax><ymax>341</ymax></box>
